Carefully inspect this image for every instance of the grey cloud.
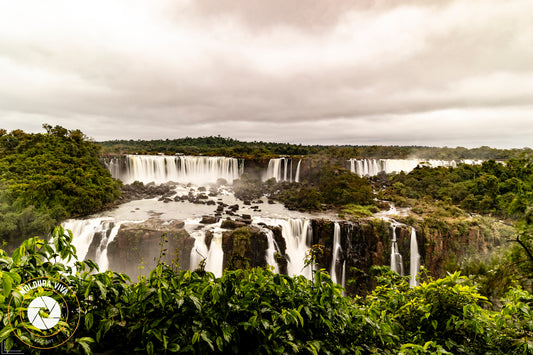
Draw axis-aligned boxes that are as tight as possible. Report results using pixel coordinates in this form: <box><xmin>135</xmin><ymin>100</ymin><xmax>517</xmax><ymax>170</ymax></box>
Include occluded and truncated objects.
<box><xmin>0</xmin><ymin>0</ymin><xmax>532</xmax><ymax>148</ymax></box>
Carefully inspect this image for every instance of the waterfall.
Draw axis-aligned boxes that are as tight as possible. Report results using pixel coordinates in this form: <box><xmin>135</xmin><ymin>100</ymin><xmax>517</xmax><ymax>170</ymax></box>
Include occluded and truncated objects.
<box><xmin>279</xmin><ymin>219</ymin><xmax>313</xmax><ymax>279</ymax></box>
<box><xmin>348</xmin><ymin>158</ymin><xmax>483</xmax><ymax>177</ymax></box>
<box><xmin>410</xmin><ymin>227</ymin><xmax>421</xmax><ymax>287</ymax></box>
<box><xmin>63</xmin><ymin>218</ymin><xmax>138</xmax><ymax>270</ymax></box>
<box><xmin>105</xmin><ymin>155</ymin><xmax>242</xmax><ymax>185</ymax></box>
<box><xmin>63</xmin><ymin>218</ymin><xmax>113</xmax><ymax>262</ymax></box>
<box><xmin>205</xmin><ymin>231</ymin><xmax>224</xmax><ymax>278</ymax></box>
<box><xmin>264</xmin><ymin>228</ymin><xmax>280</xmax><ymax>273</ymax></box>
<box><xmin>190</xmin><ymin>230</ymin><xmax>209</xmax><ymax>272</ymax></box>
<box><xmin>264</xmin><ymin>158</ymin><xmax>301</xmax><ymax>182</ymax></box>
<box><xmin>390</xmin><ymin>223</ymin><xmax>404</xmax><ymax>276</ymax></box>
<box><xmin>189</xmin><ymin>223</ymin><xmax>225</xmax><ymax>278</ymax></box>
<box><xmin>329</xmin><ymin>222</ymin><xmax>341</xmax><ymax>284</ymax></box>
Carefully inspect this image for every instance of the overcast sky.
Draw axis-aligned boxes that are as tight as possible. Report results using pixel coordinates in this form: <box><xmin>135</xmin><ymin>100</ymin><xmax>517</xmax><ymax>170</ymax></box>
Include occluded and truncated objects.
<box><xmin>1</xmin><ymin>0</ymin><xmax>532</xmax><ymax>148</ymax></box>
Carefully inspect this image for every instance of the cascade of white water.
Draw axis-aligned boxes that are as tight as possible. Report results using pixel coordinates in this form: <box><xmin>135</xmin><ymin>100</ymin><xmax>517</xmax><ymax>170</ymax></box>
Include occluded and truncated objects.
<box><xmin>63</xmin><ymin>218</ymin><xmax>113</xmax><ymax>262</ymax></box>
<box><xmin>329</xmin><ymin>222</ymin><xmax>342</xmax><ymax>284</ymax></box>
<box><xmin>97</xmin><ymin>223</ymin><xmax>122</xmax><ymax>271</ymax></box>
<box><xmin>264</xmin><ymin>158</ymin><xmax>301</xmax><ymax>182</ymax></box>
<box><xmin>390</xmin><ymin>223</ymin><xmax>404</xmax><ymax>276</ymax></box>
<box><xmin>264</xmin><ymin>228</ymin><xmax>280</xmax><ymax>273</ymax></box>
<box><xmin>295</xmin><ymin>160</ymin><xmax>301</xmax><ymax>183</ymax></box>
<box><xmin>205</xmin><ymin>231</ymin><xmax>224</xmax><ymax>278</ymax></box>
<box><xmin>409</xmin><ymin>227</ymin><xmax>421</xmax><ymax>287</ymax></box>
<box><xmin>278</xmin><ymin>218</ymin><xmax>313</xmax><ymax>279</ymax></box>
<box><xmin>289</xmin><ymin>159</ymin><xmax>293</xmax><ymax>182</ymax></box>
<box><xmin>190</xmin><ymin>230</ymin><xmax>209</xmax><ymax>272</ymax></box>
<box><xmin>265</xmin><ymin>158</ymin><xmax>283</xmax><ymax>182</ymax></box>
<box><xmin>348</xmin><ymin>158</ymin><xmax>483</xmax><ymax>177</ymax></box>
<box><xmin>63</xmin><ymin>218</ymin><xmax>141</xmax><ymax>270</ymax></box>
<box><xmin>106</xmin><ymin>155</ymin><xmax>242</xmax><ymax>185</ymax></box>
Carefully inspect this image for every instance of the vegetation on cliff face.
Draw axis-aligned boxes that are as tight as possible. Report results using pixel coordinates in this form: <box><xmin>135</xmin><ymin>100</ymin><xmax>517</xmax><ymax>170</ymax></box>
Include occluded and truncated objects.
<box><xmin>0</xmin><ymin>125</ymin><xmax>121</xmax><ymax>246</ymax></box>
<box><xmin>380</xmin><ymin>155</ymin><xmax>533</xmax><ymax>298</ymax></box>
<box><xmin>1</xmin><ymin>228</ymin><xmax>532</xmax><ymax>354</ymax></box>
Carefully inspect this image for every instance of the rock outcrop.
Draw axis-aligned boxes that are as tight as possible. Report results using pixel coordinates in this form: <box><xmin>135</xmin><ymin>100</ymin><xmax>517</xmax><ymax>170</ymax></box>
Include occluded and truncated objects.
<box><xmin>107</xmin><ymin>218</ymin><xmax>194</xmax><ymax>278</ymax></box>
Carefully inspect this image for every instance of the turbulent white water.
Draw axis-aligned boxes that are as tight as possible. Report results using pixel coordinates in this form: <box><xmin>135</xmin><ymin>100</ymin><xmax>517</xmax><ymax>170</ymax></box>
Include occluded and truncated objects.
<box><xmin>329</xmin><ymin>222</ymin><xmax>342</xmax><ymax>284</ymax></box>
<box><xmin>348</xmin><ymin>158</ymin><xmax>483</xmax><ymax>177</ymax></box>
<box><xmin>62</xmin><ymin>218</ymin><xmax>139</xmax><ymax>269</ymax></box>
<box><xmin>105</xmin><ymin>155</ymin><xmax>243</xmax><ymax>185</ymax></box>
<box><xmin>410</xmin><ymin>227</ymin><xmax>421</xmax><ymax>287</ymax></box>
<box><xmin>255</xmin><ymin>217</ymin><xmax>314</xmax><ymax>279</ymax></box>
<box><xmin>390</xmin><ymin>223</ymin><xmax>404</xmax><ymax>276</ymax></box>
<box><xmin>264</xmin><ymin>158</ymin><xmax>301</xmax><ymax>182</ymax></box>
<box><xmin>263</xmin><ymin>228</ymin><xmax>280</xmax><ymax>273</ymax></box>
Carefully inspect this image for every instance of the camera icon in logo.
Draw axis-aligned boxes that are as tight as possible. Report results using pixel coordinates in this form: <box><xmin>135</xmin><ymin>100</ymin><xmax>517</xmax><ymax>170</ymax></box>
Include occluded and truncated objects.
<box><xmin>27</xmin><ymin>296</ymin><xmax>61</xmax><ymax>330</ymax></box>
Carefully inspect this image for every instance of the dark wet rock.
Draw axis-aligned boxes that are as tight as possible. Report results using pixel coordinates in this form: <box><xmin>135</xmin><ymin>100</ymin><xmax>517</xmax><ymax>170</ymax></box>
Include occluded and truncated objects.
<box><xmin>222</xmin><ymin>226</ymin><xmax>268</xmax><ymax>270</ymax></box>
<box><xmin>205</xmin><ymin>230</ymin><xmax>214</xmax><ymax>249</ymax></box>
<box><xmin>107</xmin><ymin>218</ymin><xmax>193</xmax><ymax>279</ymax></box>
<box><xmin>200</xmin><ymin>215</ymin><xmax>219</xmax><ymax>224</ymax></box>
<box><xmin>221</xmin><ymin>219</ymin><xmax>247</xmax><ymax>230</ymax></box>
<box><xmin>119</xmin><ymin>181</ymin><xmax>175</xmax><ymax>203</ymax></box>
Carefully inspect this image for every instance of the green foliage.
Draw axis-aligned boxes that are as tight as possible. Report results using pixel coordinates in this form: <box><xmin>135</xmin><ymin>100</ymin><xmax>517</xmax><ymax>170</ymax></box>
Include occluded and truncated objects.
<box><xmin>274</xmin><ymin>166</ymin><xmax>375</xmax><ymax>211</ymax></box>
<box><xmin>341</xmin><ymin>204</ymin><xmax>377</xmax><ymax>219</ymax></box>
<box><xmin>365</xmin><ymin>267</ymin><xmax>533</xmax><ymax>354</ymax></box>
<box><xmin>318</xmin><ymin>166</ymin><xmax>374</xmax><ymax>206</ymax></box>
<box><xmin>386</xmin><ymin>156</ymin><xmax>533</xmax><ymax>219</ymax></box>
<box><xmin>0</xmin><ymin>126</ymin><xmax>121</xmax><ymax>245</ymax></box>
<box><xmin>1</xmin><ymin>228</ymin><xmax>532</xmax><ymax>354</ymax></box>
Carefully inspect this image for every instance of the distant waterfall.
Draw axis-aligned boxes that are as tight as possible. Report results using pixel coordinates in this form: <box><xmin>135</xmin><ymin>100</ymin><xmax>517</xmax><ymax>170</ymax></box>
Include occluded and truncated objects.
<box><xmin>104</xmin><ymin>155</ymin><xmax>243</xmax><ymax>185</ymax></box>
<box><xmin>329</xmin><ymin>222</ymin><xmax>342</xmax><ymax>284</ymax></box>
<box><xmin>264</xmin><ymin>158</ymin><xmax>301</xmax><ymax>182</ymax></box>
<box><xmin>348</xmin><ymin>158</ymin><xmax>483</xmax><ymax>177</ymax></box>
<box><xmin>390</xmin><ymin>224</ymin><xmax>404</xmax><ymax>275</ymax></box>
<box><xmin>410</xmin><ymin>227</ymin><xmax>421</xmax><ymax>287</ymax></box>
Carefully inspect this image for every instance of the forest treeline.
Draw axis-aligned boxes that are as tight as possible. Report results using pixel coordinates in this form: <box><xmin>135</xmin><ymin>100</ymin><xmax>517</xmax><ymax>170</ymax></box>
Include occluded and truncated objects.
<box><xmin>99</xmin><ymin>136</ymin><xmax>531</xmax><ymax>160</ymax></box>
<box><xmin>0</xmin><ymin>125</ymin><xmax>121</xmax><ymax>246</ymax></box>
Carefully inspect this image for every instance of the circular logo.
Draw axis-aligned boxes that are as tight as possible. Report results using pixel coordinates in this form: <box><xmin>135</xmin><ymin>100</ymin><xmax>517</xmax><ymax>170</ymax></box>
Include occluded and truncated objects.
<box><xmin>7</xmin><ymin>276</ymin><xmax>81</xmax><ymax>350</ymax></box>
<box><xmin>27</xmin><ymin>296</ymin><xmax>61</xmax><ymax>330</ymax></box>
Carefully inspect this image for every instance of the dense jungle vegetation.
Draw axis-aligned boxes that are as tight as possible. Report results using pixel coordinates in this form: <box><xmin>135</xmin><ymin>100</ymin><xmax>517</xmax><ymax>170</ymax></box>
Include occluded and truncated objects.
<box><xmin>1</xmin><ymin>228</ymin><xmax>532</xmax><ymax>354</ymax></box>
<box><xmin>0</xmin><ymin>125</ymin><xmax>121</xmax><ymax>247</ymax></box>
<box><xmin>99</xmin><ymin>136</ymin><xmax>531</xmax><ymax>160</ymax></box>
